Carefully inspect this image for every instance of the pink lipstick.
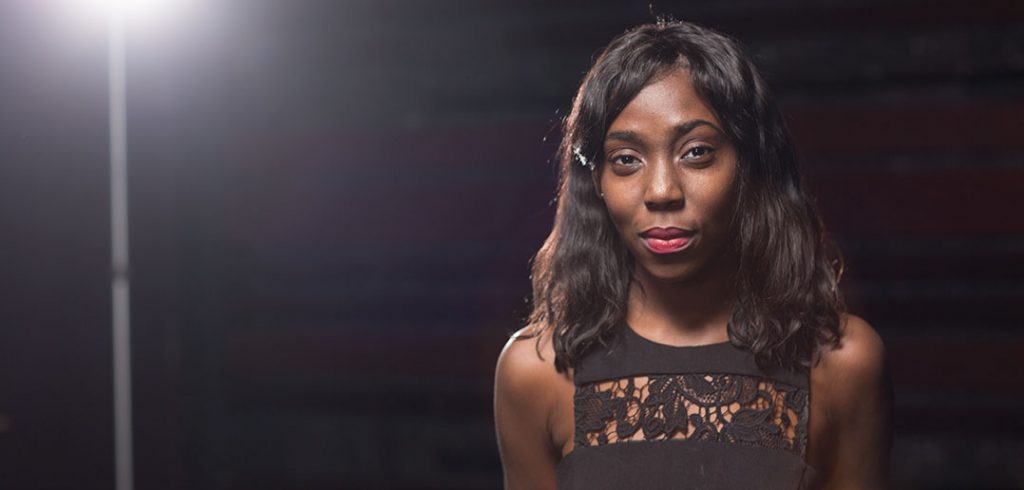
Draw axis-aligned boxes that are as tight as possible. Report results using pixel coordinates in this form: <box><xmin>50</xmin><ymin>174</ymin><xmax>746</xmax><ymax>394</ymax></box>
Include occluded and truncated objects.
<box><xmin>639</xmin><ymin>227</ymin><xmax>695</xmax><ymax>254</ymax></box>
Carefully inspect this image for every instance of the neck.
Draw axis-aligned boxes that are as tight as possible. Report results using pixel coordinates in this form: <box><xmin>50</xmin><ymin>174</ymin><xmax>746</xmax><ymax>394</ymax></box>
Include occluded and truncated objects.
<box><xmin>626</xmin><ymin>258</ymin><xmax>738</xmax><ymax>346</ymax></box>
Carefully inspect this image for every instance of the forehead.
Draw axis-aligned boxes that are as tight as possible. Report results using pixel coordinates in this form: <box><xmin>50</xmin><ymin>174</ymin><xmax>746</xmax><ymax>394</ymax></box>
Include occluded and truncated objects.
<box><xmin>607</xmin><ymin>68</ymin><xmax>721</xmax><ymax>134</ymax></box>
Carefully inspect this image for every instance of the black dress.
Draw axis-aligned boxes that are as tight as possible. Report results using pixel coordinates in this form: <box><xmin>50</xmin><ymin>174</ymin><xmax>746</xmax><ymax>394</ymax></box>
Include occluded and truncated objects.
<box><xmin>556</xmin><ymin>323</ymin><xmax>816</xmax><ymax>489</ymax></box>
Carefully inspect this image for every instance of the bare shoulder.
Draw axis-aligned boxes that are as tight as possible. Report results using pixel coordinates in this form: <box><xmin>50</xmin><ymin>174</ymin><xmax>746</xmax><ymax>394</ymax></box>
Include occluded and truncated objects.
<box><xmin>495</xmin><ymin>324</ymin><xmax>566</xmax><ymax>394</ymax></box>
<box><xmin>817</xmin><ymin>314</ymin><xmax>886</xmax><ymax>374</ymax></box>
<box><xmin>494</xmin><ymin>323</ymin><xmax>573</xmax><ymax>484</ymax></box>
<box><xmin>812</xmin><ymin>313</ymin><xmax>890</xmax><ymax>412</ymax></box>
<box><xmin>808</xmin><ymin>315</ymin><xmax>894</xmax><ymax>487</ymax></box>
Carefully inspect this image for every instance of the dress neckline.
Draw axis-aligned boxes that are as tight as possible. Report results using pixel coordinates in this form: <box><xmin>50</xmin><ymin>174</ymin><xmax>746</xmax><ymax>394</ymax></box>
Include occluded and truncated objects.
<box><xmin>623</xmin><ymin>321</ymin><xmax>733</xmax><ymax>350</ymax></box>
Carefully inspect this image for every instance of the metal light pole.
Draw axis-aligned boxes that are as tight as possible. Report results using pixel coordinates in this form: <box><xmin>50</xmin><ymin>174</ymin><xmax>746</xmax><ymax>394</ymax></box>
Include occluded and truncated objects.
<box><xmin>108</xmin><ymin>9</ymin><xmax>133</xmax><ymax>490</ymax></box>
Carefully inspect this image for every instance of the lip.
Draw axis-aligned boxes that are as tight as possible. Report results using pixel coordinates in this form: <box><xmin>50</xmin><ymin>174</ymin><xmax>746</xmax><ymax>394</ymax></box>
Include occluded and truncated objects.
<box><xmin>640</xmin><ymin>227</ymin><xmax>695</xmax><ymax>239</ymax></box>
<box><xmin>639</xmin><ymin>227</ymin><xmax>696</xmax><ymax>255</ymax></box>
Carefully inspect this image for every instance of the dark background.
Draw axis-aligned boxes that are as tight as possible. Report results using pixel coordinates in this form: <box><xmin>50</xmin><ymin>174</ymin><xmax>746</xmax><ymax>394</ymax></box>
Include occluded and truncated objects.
<box><xmin>2</xmin><ymin>0</ymin><xmax>1023</xmax><ymax>488</ymax></box>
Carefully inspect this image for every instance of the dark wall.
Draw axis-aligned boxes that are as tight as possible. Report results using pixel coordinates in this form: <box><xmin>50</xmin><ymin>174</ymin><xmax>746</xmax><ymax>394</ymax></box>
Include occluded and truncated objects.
<box><xmin>3</xmin><ymin>1</ymin><xmax>1023</xmax><ymax>489</ymax></box>
<box><xmin>0</xmin><ymin>2</ymin><xmax>113</xmax><ymax>488</ymax></box>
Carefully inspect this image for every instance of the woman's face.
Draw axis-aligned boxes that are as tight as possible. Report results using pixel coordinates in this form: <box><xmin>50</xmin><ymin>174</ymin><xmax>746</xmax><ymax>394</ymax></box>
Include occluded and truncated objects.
<box><xmin>596</xmin><ymin>68</ymin><xmax>740</xmax><ymax>285</ymax></box>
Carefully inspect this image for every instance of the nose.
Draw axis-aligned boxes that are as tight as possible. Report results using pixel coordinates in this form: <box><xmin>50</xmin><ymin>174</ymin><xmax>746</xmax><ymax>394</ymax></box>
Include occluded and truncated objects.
<box><xmin>643</xmin><ymin>156</ymin><xmax>685</xmax><ymax>211</ymax></box>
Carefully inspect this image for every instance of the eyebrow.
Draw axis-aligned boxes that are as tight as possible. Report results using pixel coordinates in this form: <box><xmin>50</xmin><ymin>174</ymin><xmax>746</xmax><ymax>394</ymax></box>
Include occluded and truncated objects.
<box><xmin>605</xmin><ymin>119</ymin><xmax>721</xmax><ymax>144</ymax></box>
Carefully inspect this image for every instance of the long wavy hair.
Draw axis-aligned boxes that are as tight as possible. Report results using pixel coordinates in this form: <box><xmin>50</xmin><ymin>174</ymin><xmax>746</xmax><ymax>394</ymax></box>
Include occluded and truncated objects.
<box><xmin>526</xmin><ymin>20</ymin><xmax>845</xmax><ymax>373</ymax></box>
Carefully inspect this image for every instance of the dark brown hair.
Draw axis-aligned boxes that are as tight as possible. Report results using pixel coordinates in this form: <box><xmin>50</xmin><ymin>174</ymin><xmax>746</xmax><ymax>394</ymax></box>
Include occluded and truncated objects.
<box><xmin>527</xmin><ymin>20</ymin><xmax>844</xmax><ymax>372</ymax></box>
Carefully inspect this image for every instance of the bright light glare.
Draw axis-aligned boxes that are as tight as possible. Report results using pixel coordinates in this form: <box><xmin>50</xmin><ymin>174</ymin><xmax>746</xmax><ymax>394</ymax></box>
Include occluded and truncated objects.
<box><xmin>68</xmin><ymin>0</ymin><xmax>182</xmax><ymax>26</ymax></box>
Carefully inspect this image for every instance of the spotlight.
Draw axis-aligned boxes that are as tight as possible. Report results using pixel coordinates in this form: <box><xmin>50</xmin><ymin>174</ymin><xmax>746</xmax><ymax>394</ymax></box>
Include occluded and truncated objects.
<box><xmin>67</xmin><ymin>0</ymin><xmax>182</xmax><ymax>26</ymax></box>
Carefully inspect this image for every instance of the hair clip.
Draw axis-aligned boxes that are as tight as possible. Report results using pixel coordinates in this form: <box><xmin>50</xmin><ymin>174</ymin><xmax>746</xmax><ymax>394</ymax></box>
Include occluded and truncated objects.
<box><xmin>572</xmin><ymin>145</ymin><xmax>594</xmax><ymax>170</ymax></box>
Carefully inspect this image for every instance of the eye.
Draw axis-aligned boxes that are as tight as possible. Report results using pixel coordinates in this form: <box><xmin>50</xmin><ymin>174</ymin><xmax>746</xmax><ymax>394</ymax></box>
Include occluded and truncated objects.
<box><xmin>683</xmin><ymin>145</ymin><xmax>715</xmax><ymax>163</ymax></box>
<box><xmin>609</xmin><ymin>154</ymin><xmax>641</xmax><ymax>166</ymax></box>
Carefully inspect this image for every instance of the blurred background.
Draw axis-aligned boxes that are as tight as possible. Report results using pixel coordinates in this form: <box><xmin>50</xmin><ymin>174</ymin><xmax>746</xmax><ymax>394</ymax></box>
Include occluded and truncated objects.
<box><xmin>1</xmin><ymin>0</ymin><xmax>1023</xmax><ymax>488</ymax></box>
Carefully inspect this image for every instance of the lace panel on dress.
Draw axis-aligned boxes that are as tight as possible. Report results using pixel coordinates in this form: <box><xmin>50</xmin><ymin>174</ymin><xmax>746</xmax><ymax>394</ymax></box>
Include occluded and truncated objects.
<box><xmin>574</xmin><ymin>373</ymin><xmax>808</xmax><ymax>455</ymax></box>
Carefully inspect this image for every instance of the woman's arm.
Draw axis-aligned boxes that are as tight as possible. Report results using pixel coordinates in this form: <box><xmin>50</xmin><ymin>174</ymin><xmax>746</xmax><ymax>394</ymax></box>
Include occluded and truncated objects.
<box><xmin>494</xmin><ymin>332</ymin><xmax>563</xmax><ymax>490</ymax></box>
<box><xmin>814</xmin><ymin>315</ymin><xmax>894</xmax><ymax>489</ymax></box>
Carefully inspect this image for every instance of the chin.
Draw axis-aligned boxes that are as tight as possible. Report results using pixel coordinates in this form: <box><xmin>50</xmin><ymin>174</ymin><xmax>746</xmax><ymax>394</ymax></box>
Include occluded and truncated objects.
<box><xmin>636</xmin><ymin>261</ymin><xmax>704</xmax><ymax>285</ymax></box>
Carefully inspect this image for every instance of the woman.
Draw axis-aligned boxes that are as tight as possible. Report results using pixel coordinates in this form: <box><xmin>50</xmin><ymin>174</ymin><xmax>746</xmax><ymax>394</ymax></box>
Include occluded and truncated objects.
<box><xmin>494</xmin><ymin>20</ymin><xmax>892</xmax><ymax>489</ymax></box>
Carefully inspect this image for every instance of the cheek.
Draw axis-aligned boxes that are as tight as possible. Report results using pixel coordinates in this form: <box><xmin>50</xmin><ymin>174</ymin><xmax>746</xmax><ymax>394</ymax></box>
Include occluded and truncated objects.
<box><xmin>601</xmin><ymin>185</ymin><xmax>639</xmax><ymax>232</ymax></box>
<box><xmin>695</xmin><ymin>173</ymin><xmax>740</xmax><ymax>228</ymax></box>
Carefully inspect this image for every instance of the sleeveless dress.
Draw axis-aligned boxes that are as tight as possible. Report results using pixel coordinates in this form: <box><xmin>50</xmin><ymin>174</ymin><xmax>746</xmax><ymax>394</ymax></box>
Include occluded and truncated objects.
<box><xmin>556</xmin><ymin>323</ymin><xmax>817</xmax><ymax>489</ymax></box>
